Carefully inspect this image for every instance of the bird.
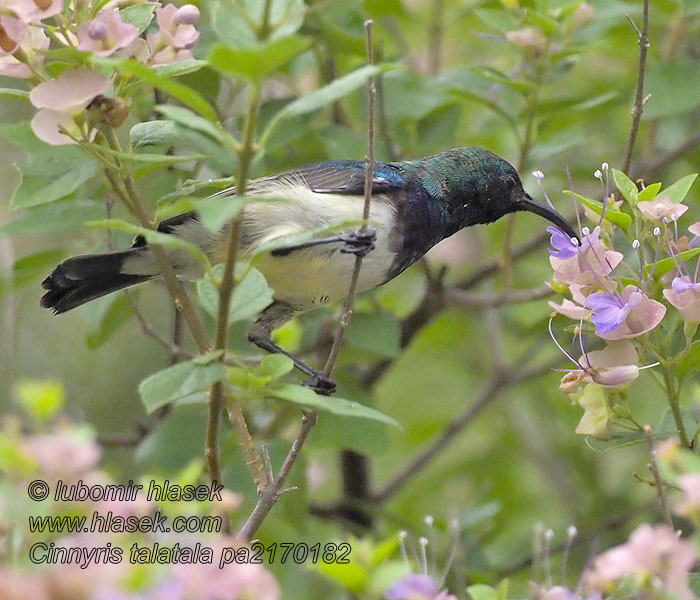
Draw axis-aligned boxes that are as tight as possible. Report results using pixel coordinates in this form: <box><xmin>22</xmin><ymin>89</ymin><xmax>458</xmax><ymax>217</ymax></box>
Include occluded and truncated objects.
<box><xmin>41</xmin><ymin>147</ymin><xmax>576</xmax><ymax>394</ymax></box>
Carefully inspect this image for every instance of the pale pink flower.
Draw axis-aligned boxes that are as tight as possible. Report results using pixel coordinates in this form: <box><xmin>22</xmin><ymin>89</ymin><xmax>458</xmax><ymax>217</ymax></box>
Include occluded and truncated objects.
<box><xmin>689</xmin><ymin>222</ymin><xmax>700</xmax><ymax>237</ymax></box>
<box><xmin>676</xmin><ymin>474</ymin><xmax>700</xmax><ymax>518</ymax></box>
<box><xmin>0</xmin><ymin>22</ymin><xmax>47</xmax><ymax>78</ymax></box>
<box><xmin>585</xmin><ymin>524</ymin><xmax>697</xmax><ymax>600</ymax></box>
<box><xmin>22</xmin><ymin>428</ymin><xmax>101</xmax><ymax>482</ymax></box>
<box><xmin>6</xmin><ymin>0</ymin><xmax>63</xmax><ymax>24</ymax></box>
<box><xmin>663</xmin><ymin>277</ymin><xmax>700</xmax><ymax>326</ymax></box>
<box><xmin>0</xmin><ymin>15</ymin><xmax>25</xmax><ymax>54</ymax></box>
<box><xmin>171</xmin><ymin>538</ymin><xmax>280</xmax><ymax>600</ymax></box>
<box><xmin>579</xmin><ymin>340</ymin><xmax>640</xmax><ymax>387</ymax></box>
<box><xmin>549</xmin><ymin>284</ymin><xmax>589</xmax><ymax>319</ymax></box>
<box><xmin>77</xmin><ymin>9</ymin><xmax>139</xmax><ymax>57</ymax></box>
<box><xmin>637</xmin><ymin>195</ymin><xmax>689</xmax><ymax>222</ymax></box>
<box><xmin>550</xmin><ymin>230</ymin><xmax>623</xmax><ymax>288</ymax></box>
<box><xmin>30</xmin><ymin>68</ymin><xmax>111</xmax><ymax>145</ymax></box>
<box><xmin>146</xmin><ymin>3</ymin><xmax>199</xmax><ymax>64</ymax></box>
<box><xmin>592</xmin><ymin>285</ymin><xmax>665</xmax><ymax>341</ymax></box>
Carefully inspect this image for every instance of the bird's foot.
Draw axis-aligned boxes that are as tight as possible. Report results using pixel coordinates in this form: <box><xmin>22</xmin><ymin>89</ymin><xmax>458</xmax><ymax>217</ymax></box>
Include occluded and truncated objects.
<box><xmin>301</xmin><ymin>373</ymin><xmax>337</xmax><ymax>396</ymax></box>
<box><xmin>339</xmin><ymin>228</ymin><xmax>376</xmax><ymax>257</ymax></box>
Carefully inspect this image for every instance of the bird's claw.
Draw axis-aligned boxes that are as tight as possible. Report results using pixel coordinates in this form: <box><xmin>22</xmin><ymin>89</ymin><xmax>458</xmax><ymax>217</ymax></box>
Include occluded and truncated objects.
<box><xmin>301</xmin><ymin>373</ymin><xmax>337</xmax><ymax>396</ymax></box>
<box><xmin>339</xmin><ymin>228</ymin><xmax>376</xmax><ymax>257</ymax></box>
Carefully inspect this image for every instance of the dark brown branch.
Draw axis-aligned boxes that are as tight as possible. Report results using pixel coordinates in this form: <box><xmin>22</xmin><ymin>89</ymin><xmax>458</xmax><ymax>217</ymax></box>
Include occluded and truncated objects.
<box><xmin>447</xmin><ymin>284</ymin><xmax>552</xmax><ymax>308</ymax></box>
<box><xmin>368</xmin><ymin>356</ymin><xmax>562</xmax><ymax>504</ymax></box>
<box><xmin>621</xmin><ymin>0</ymin><xmax>651</xmax><ymax>174</ymax></box>
<box><xmin>644</xmin><ymin>425</ymin><xmax>674</xmax><ymax>527</ymax></box>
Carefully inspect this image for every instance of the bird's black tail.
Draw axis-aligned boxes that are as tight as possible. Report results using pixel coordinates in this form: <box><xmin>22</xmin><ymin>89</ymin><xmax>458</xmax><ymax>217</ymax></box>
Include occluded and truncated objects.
<box><xmin>40</xmin><ymin>249</ymin><xmax>152</xmax><ymax>314</ymax></box>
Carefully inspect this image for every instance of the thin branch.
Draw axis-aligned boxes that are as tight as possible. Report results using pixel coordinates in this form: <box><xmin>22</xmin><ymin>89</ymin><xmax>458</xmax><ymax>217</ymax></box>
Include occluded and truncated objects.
<box><xmin>621</xmin><ymin>0</ymin><xmax>651</xmax><ymax>174</ymax></box>
<box><xmin>447</xmin><ymin>284</ymin><xmax>552</xmax><ymax>308</ymax></box>
<box><xmin>644</xmin><ymin>425</ymin><xmax>674</xmax><ymax>527</ymax></box>
<box><xmin>237</xmin><ymin>21</ymin><xmax>377</xmax><ymax>539</ymax></box>
<box><xmin>632</xmin><ymin>128</ymin><xmax>700</xmax><ymax>178</ymax></box>
<box><xmin>238</xmin><ymin>411</ymin><xmax>317</xmax><ymax>540</ymax></box>
<box><xmin>225</xmin><ymin>393</ymin><xmax>269</xmax><ymax>493</ymax></box>
<box><xmin>322</xmin><ymin>21</ymin><xmax>376</xmax><ymax>376</ymax></box>
<box><xmin>207</xmin><ymin>82</ymin><xmax>261</xmax><ymax>487</ymax></box>
<box><xmin>369</xmin><ymin>355</ymin><xmax>563</xmax><ymax>504</ymax></box>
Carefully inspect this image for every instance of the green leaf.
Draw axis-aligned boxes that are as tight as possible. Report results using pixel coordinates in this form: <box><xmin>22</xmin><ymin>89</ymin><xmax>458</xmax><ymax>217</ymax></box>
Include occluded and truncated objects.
<box><xmin>467</xmin><ymin>584</ymin><xmax>501</xmax><ymax>600</ymax></box>
<box><xmin>644</xmin><ymin>63</ymin><xmax>700</xmax><ymax>118</ymax></box>
<box><xmin>563</xmin><ymin>191</ymin><xmax>632</xmax><ymax>230</ymax></box>
<box><xmin>153</xmin><ymin>59</ymin><xmax>208</xmax><ymax>78</ymax></box>
<box><xmin>0</xmin><ymin>121</ymin><xmax>99</xmax><ymax>210</ymax></box>
<box><xmin>196</xmin><ymin>194</ymin><xmax>249</xmax><ymax>232</ymax></box>
<box><xmin>9</xmin><ymin>249</ymin><xmax>65</xmax><ymax>290</ymax></box>
<box><xmin>267</xmin><ymin>383</ymin><xmax>401</xmax><ymax>428</ymax></box>
<box><xmin>346</xmin><ymin>312</ymin><xmax>401</xmax><ymax>358</ymax></box>
<box><xmin>644</xmin><ymin>248</ymin><xmax>700</xmax><ymax>278</ymax></box>
<box><xmin>0</xmin><ymin>87</ymin><xmax>30</xmax><ymax>101</ymax></box>
<box><xmin>207</xmin><ymin>35</ymin><xmax>311</xmax><ymax>82</ymax></box>
<box><xmin>14</xmin><ymin>380</ymin><xmax>64</xmax><ymax>423</ymax></box>
<box><xmin>258</xmin><ymin>354</ymin><xmax>294</xmax><ymax>379</ymax></box>
<box><xmin>470</xmin><ymin>65</ymin><xmax>534</xmax><ymax>93</ymax></box>
<box><xmin>119</xmin><ymin>3</ymin><xmax>155</xmax><ymax>33</ymax></box>
<box><xmin>260</xmin><ymin>63</ymin><xmax>402</xmax><ymax>146</ymax></box>
<box><xmin>139</xmin><ymin>355</ymin><xmax>226</xmax><ymax>413</ymax></box>
<box><xmin>155</xmin><ymin>104</ymin><xmax>236</xmax><ymax>148</ymax></box>
<box><xmin>612</xmin><ymin>168</ymin><xmax>638</xmax><ymax>205</ymax></box>
<box><xmin>131</xmin><ymin>120</ymin><xmax>181</xmax><ymax>147</ymax></box>
<box><xmin>585</xmin><ymin>432</ymin><xmax>645</xmax><ymax>452</ymax></box>
<box><xmin>677</xmin><ymin>341</ymin><xmax>700</xmax><ymax>380</ymax></box>
<box><xmin>575</xmin><ymin>383</ymin><xmax>609</xmax><ymax>439</ymax></box>
<box><xmin>97</xmin><ymin>58</ymin><xmax>217</xmax><ymax>121</ymax></box>
<box><xmin>196</xmin><ymin>263</ymin><xmax>274</xmax><ymax>324</ymax></box>
<box><xmin>86</xmin><ymin>218</ymin><xmax>212</xmax><ymax>272</ymax></box>
<box><xmin>661</xmin><ymin>173</ymin><xmax>697</xmax><ymax>205</ymax></box>
<box><xmin>80</xmin><ymin>293</ymin><xmax>132</xmax><ymax>349</ymax></box>
<box><xmin>636</xmin><ymin>182</ymin><xmax>661</xmax><ymax>202</ymax></box>
<box><xmin>0</xmin><ymin>199</ymin><xmax>103</xmax><ymax>236</ymax></box>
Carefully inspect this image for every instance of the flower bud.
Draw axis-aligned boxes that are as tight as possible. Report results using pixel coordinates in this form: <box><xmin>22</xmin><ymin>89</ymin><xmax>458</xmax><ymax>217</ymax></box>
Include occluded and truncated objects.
<box><xmin>572</xmin><ymin>2</ymin><xmax>594</xmax><ymax>28</ymax></box>
<box><xmin>590</xmin><ymin>365</ymin><xmax>639</xmax><ymax>387</ymax></box>
<box><xmin>87</xmin><ymin>21</ymin><xmax>108</xmax><ymax>41</ymax></box>
<box><xmin>175</xmin><ymin>4</ymin><xmax>200</xmax><ymax>25</ymax></box>
<box><xmin>33</xmin><ymin>0</ymin><xmax>54</xmax><ymax>10</ymax></box>
<box><xmin>506</xmin><ymin>26</ymin><xmax>546</xmax><ymax>53</ymax></box>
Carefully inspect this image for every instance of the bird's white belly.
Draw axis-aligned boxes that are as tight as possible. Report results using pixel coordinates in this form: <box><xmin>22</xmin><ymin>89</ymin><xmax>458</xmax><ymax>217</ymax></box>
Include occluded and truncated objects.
<box><xmin>254</xmin><ymin>232</ymin><xmax>393</xmax><ymax>307</ymax></box>
<box><xmin>238</xmin><ymin>184</ymin><xmax>398</xmax><ymax>308</ymax></box>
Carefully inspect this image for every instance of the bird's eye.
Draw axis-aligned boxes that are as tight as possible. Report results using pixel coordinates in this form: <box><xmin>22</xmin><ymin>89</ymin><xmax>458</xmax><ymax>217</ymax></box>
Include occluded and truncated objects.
<box><xmin>502</xmin><ymin>174</ymin><xmax>517</xmax><ymax>188</ymax></box>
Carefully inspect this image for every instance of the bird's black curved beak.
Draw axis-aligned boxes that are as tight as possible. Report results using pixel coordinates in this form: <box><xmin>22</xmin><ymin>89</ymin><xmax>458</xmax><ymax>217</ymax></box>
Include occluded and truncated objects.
<box><xmin>519</xmin><ymin>193</ymin><xmax>579</xmax><ymax>241</ymax></box>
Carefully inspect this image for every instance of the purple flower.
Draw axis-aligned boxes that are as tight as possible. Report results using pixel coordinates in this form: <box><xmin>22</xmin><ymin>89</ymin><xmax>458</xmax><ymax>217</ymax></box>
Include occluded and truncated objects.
<box><xmin>584</xmin><ymin>291</ymin><xmax>637</xmax><ymax>334</ymax></box>
<box><xmin>386</xmin><ymin>574</ymin><xmax>456</xmax><ymax>600</ymax></box>
<box><xmin>547</xmin><ymin>226</ymin><xmax>578</xmax><ymax>259</ymax></box>
<box><xmin>584</xmin><ymin>285</ymin><xmax>665</xmax><ymax>340</ymax></box>
<box><xmin>77</xmin><ymin>9</ymin><xmax>139</xmax><ymax>57</ymax></box>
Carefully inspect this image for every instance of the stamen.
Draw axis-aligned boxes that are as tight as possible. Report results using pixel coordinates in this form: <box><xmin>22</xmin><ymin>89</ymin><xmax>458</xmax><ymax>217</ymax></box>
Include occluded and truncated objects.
<box><xmin>398</xmin><ymin>531</ymin><xmax>410</xmax><ymax>568</ymax></box>
<box><xmin>665</xmin><ymin>229</ymin><xmax>690</xmax><ymax>279</ymax></box>
<box><xmin>566</xmin><ymin>167</ymin><xmax>583</xmax><ymax>237</ymax></box>
<box><xmin>673</xmin><ymin>218</ymin><xmax>692</xmax><ymax>278</ymax></box>
<box><xmin>601</xmin><ymin>162</ymin><xmax>609</xmax><ymax>171</ymax></box>
<box><xmin>544</xmin><ymin>528</ymin><xmax>554</xmax><ymax>587</ymax></box>
<box><xmin>694</xmin><ymin>254</ymin><xmax>700</xmax><ymax>283</ymax></box>
<box><xmin>438</xmin><ymin>519</ymin><xmax>461</xmax><ymax>588</ymax></box>
<box><xmin>633</xmin><ymin>240</ymin><xmax>644</xmax><ymax>289</ymax></box>
<box><xmin>597</xmin><ymin>166</ymin><xmax>610</xmax><ymax>229</ymax></box>
<box><xmin>561</xmin><ymin>525</ymin><xmax>578</xmax><ymax>583</ymax></box>
<box><xmin>534</xmin><ymin>174</ymin><xmax>555</xmax><ymax>210</ymax></box>
<box><xmin>582</xmin><ymin>226</ymin><xmax>590</xmax><ymax>236</ymax></box>
<box><xmin>570</xmin><ymin>236</ymin><xmax>580</xmax><ymax>247</ymax></box>
<box><xmin>638</xmin><ymin>362</ymin><xmax>660</xmax><ymax>371</ymax></box>
<box><xmin>594</xmin><ymin>169</ymin><xmax>603</xmax><ymax>180</ymax></box>
<box><xmin>642</xmin><ymin>230</ymin><xmax>661</xmax><ymax>294</ymax></box>
<box><xmin>578</xmin><ymin>311</ymin><xmax>591</xmax><ymax>369</ymax></box>
<box><xmin>532</xmin><ymin>170</ymin><xmax>544</xmax><ymax>179</ymax></box>
<box><xmin>424</xmin><ymin>515</ymin><xmax>437</xmax><ymax>575</ymax></box>
<box><xmin>418</xmin><ymin>537</ymin><xmax>429</xmax><ymax>576</ymax></box>
<box><xmin>549</xmin><ymin>317</ymin><xmax>583</xmax><ymax>369</ymax></box>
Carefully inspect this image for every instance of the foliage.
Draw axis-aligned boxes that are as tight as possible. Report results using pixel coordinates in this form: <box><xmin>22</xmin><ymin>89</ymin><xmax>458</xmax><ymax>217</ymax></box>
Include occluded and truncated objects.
<box><xmin>1</xmin><ymin>0</ymin><xmax>700</xmax><ymax>598</ymax></box>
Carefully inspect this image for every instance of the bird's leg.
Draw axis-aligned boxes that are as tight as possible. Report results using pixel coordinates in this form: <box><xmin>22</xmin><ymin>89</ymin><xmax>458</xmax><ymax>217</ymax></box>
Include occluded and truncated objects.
<box><xmin>270</xmin><ymin>228</ymin><xmax>376</xmax><ymax>258</ymax></box>
<box><xmin>247</xmin><ymin>303</ymin><xmax>337</xmax><ymax>396</ymax></box>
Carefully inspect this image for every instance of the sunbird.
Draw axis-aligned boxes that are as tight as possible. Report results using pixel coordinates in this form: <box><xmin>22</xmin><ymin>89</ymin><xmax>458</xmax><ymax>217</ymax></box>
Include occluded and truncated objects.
<box><xmin>41</xmin><ymin>147</ymin><xmax>576</xmax><ymax>394</ymax></box>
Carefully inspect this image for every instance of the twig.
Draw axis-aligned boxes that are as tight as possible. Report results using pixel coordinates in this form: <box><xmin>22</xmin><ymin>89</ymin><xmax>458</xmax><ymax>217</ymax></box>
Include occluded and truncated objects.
<box><xmin>428</xmin><ymin>0</ymin><xmax>444</xmax><ymax>75</ymax></box>
<box><xmin>206</xmin><ymin>82</ymin><xmax>261</xmax><ymax>487</ymax></box>
<box><xmin>238</xmin><ymin>411</ymin><xmax>318</xmax><ymax>540</ymax></box>
<box><xmin>369</xmin><ymin>356</ymin><xmax>563</xmax><ymax>504</ymax></box>
<box><xmin>322</xmin><ymin>21</ymin><xmax>376</xmax><ymax>377</ymax></box>
<box><xmin>644</xmin><ymin>425</ymin><xmax>674</xmax><ymax>527</ymax></box>
<box><xmin>237</xmin><ymin>21</ymin><xmax>377</xmax><ymax>540</ymax></box>
<box><xmin>621</xmin><ymin>0</ymin><xmax>651</xmax><ymax>174</ymax></box>
<box><xmin>447</xmin><ymin>284</ymin><xmax>552</xmax><ymax>308</ymax></box>
<box><xmin>632</xmin><ymin>128</ymin><xmax>700</xmax><ymax>178</ymax></box>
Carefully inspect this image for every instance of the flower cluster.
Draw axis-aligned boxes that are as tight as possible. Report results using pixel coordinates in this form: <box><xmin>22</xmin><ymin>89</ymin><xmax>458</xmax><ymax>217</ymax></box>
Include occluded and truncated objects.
<box><xmin>0</xmin><ymin>411</ymin><xmax>278</xmax><ymax>600</ymax></box>
<box><xmin>541</xmin><ymin>164</ymin><xmax>699</xmax><ymax>438</ymax></box>
<box><xmin>0</xmin><ymin>0</ymin><xmax>201</xmax><ymax>145</ymax></box>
